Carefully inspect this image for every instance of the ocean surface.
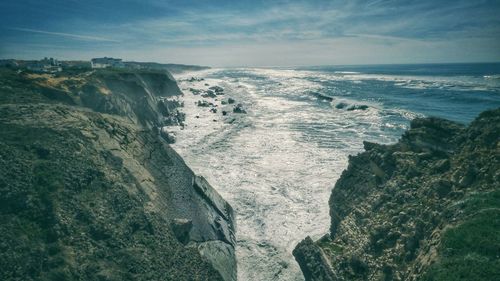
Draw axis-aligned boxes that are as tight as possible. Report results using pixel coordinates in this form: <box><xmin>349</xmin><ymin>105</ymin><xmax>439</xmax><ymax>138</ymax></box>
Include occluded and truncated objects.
<box><xmin>171</xmin><ymin>63</ymin><xmax>500</xmax><ymax>281</ymax></box>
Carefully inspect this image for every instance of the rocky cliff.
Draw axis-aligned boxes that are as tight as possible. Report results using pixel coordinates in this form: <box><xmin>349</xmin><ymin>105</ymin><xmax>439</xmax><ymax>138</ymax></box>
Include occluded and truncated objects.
<box><xmin>0</xmin><ymin>68</ymin><xmax>236</xmax><ymax>281</ymax></box>
<box><xmin>294</xmin><ymin>109</ymin><xmax>500</xmax><ymax>280</ymax></box>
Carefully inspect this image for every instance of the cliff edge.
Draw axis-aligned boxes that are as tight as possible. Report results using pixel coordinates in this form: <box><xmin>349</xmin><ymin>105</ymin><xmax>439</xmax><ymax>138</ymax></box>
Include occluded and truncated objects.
<box><xmin>0</xmin><ymin>68</ymin><xmax>236</xmax><ymax>281</ymax></box>
<box><xmin>294</xmin><ymin>109</ymin><xmax>500</xmax><ymax>280</ymax></box>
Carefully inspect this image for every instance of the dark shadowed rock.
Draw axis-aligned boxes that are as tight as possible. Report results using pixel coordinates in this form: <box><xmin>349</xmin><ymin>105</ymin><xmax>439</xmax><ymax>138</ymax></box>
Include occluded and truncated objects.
<box><xmin>346</xmin><ymin>104</ymin><xmax>369</xmax><ymax>111</ymax></box>
<box><xmin>171</xmin><ymin>218</ymin><xmax>193</xmax><ymax>245</ymax></box>
<box><xmin>293</xmin><ymin>237</ymin><xmax>336</xmax><ymax>281</ymax></box>
<box><xmin>202</xmin><ymin>90</ymin><xmax>217</xmax><ymax>98</ymax></box>
<box><xmin>209</xmin><ymin>86</ymin><xmax>224</xmax><ymax>94</ymax></box>
<box><xmin>233</xmin><ymin>104</ymin><xmax>247</xmax><ymax>114</ymax></box>
<box><xmin>196</xmin><ymin>100</ymin><xmax>211</xmax><ymax>107</ymax></box>
<box><xmin>335</xmin><ymin>102</ymin><xmax>348</xmax><ymax>109</ymax></box>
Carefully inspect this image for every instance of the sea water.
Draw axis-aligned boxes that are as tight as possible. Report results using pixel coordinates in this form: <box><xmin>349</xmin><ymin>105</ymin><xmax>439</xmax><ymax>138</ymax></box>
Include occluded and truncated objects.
<box><xmin>171</xmin><ymin>63</ymin><xmax>500</xmax><ymax>281</ymax></box>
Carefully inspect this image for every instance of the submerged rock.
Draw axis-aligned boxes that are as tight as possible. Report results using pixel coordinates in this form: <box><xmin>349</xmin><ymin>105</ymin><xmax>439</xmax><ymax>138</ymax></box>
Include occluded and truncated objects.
<box><xmin>309</xmin><ymin>91</ymin><xmax>333</xmax><ymax>102</ymax></box>
<box><xmin>335</xmin><ymin>102</ymin><xmax>348</xmax><ymax>109</ymax></box>
<box><xmin>346</xmin><ymin>104</ymin><xmax>369</xmax><ymax>111</ymax></box>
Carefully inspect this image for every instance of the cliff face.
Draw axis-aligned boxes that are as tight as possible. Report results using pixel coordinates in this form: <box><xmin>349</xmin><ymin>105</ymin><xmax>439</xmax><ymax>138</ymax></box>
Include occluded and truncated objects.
<box><xmin>294</xmin><ymin>109</ymin><xmax>500</xmax><ymax>281</ymax></box>
<box><xmin>0</xmin><ymin>68</ymin><xmax>236</xmax><ymax>281</ymax></box>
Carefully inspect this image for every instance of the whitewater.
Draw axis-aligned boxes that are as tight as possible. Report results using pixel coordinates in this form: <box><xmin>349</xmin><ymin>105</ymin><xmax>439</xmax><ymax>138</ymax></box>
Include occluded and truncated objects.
<box><xmin>171</xmin><ymin>64</ymin><xmax>500</xmax><ymax>281</ymax></box>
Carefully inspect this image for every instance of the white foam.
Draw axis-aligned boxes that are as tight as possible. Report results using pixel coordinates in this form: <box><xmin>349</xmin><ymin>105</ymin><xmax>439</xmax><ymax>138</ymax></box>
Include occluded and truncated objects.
<box><xmin>172</xmin><ymin>68</ymin><xmax>417</xmax><ymax>281</ymax></box>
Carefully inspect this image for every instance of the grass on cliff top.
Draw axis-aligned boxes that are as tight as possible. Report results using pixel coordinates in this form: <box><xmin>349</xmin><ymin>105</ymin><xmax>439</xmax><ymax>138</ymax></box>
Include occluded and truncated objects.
<box><xmin>93</xmin><ymin>67</ymin><xmax>169</xmax><ymax>76</ymax></box>
<box><xmin>422</xmin><ymin>190</ymin><xmax>500</xmax><ymax>280</ymax></box>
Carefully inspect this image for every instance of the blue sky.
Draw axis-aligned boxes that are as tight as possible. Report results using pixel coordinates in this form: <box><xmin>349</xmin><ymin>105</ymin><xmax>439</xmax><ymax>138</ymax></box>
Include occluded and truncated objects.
<box><xmin>1</xmin><ymin>0</ymin><xmax>499</xmax><ymax>66</ymax></box>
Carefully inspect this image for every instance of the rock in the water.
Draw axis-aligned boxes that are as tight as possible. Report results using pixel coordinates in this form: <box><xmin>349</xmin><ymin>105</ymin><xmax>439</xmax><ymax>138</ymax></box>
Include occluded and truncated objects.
<box><xmin>209</xmin><ymin>86</ymin><xmax>224</xmax><ymax>94</ymax></box>
<box><xmin>202</xmin><ymin>90</ymin><xmax>217</xmax><ymax>98</ymax></box>
<box><xmin>335</xmin><ymin>102</ymin><xmax>348</xmax><ymax>109</ymax></box>
<box><xmin>188</xmin><ymin>77</ymin><xmax>204</xmax><ymax>82</ymax></box>
<box><xmin>293</xmin><ymin>237</ymin><xmax>336</xmax><ymax>281</ymax></box>
<box><xmin>196</xmin><ymin>100</ymin><xmax>211</xmax><ymax>107</ymax></box>
<box><xmin>233</xmin><ymin>103</ymin><xmax>246</xmax><ymax>114</ymax></box>
<box><xmin>346</xmin><ymin>104</ymin><xmax>369</xmax><ymax>111</ymax></box>
<box><xmin>190</xmin><ymin>88</ymin><xmax>202</xmax><ymax>95</ymax></box>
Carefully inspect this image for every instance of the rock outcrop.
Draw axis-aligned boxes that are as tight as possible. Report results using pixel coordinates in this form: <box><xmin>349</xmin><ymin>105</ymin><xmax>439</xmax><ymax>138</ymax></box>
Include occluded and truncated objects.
<box><xmin>0</xmin><ymin>68</ymin><xmax>236</xmax><ymax>281</ymax></box>
<box><xmin>294</xmin><ymin>109</ymin><xmax>500</xmax><ymax>280</ymax></box>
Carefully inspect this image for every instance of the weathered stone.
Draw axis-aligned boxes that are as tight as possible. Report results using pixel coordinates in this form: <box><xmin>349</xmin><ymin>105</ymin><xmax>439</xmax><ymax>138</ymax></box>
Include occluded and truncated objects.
<box><xmin>294</xmin><ymin>108</ymin><xmax>500</xmax><ymax>281</ymax></box>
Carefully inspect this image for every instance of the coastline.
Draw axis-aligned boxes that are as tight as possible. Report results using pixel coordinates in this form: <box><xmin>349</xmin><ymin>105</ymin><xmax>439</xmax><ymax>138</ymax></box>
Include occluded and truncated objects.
<box><xmin>170</xmin><ymin>67</ymin><xmax>500</xmax><ymax>281</ymax></box>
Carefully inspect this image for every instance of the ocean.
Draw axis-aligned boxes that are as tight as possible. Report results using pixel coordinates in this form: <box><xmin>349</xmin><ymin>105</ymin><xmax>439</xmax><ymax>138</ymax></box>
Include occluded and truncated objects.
<box><xmin>171</xmin><ymin>63</ymin><xmax>500</xmax><ymax>281</ymax></box>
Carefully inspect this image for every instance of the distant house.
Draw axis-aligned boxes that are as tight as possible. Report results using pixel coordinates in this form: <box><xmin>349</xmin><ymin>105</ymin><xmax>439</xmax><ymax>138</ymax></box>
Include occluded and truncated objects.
<box><xmin>26</xmin><ymin>57</ymin><xmax>62</xmax><ymax>73</ymax></box>
<box><xmin>91</xmin><ymin>57</ymin><xmax>124</xmax><ymax>69</ymax></box>
<box><xmin>0</xmin><ymin>59</ymin><xmax>19</xmax><ymax>68</ymax></box>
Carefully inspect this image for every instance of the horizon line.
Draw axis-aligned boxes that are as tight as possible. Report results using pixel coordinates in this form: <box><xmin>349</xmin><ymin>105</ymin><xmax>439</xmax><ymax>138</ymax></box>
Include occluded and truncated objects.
<box><xmin>1</xmin><ymin>56</ymin><xmax>500</xmax><ymax>69</ymax></box>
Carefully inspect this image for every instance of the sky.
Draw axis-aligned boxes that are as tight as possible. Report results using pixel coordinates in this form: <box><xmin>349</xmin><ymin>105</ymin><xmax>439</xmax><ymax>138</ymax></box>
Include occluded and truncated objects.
<box><xmin>1</xmin><ymin>0</ymin><xmax>500</xmax><ymax>67</ymax></box>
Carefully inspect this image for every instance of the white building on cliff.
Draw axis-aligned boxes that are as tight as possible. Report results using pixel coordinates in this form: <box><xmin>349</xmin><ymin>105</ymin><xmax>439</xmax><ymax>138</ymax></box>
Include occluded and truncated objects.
<box><xmin>91</xmin><ymin>57</ymin><xmax>124</xmax><ymax>69</ymax></box>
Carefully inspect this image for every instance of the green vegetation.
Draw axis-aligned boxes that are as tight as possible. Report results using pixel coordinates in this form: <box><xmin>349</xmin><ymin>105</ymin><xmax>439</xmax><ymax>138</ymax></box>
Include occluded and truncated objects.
<box><xmin>0</xmin><ymin>67</ymin><xmax>224</xmax><ymax>280</ymax></box>
<box><xmin>423</xmin><ymin>191</ymin><xmax>500</xmax><ymax>280</ymax></box>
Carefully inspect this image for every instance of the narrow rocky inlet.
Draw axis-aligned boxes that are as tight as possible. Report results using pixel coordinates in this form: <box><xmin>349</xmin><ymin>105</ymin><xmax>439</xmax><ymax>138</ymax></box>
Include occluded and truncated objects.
<box><xmin>170</xmin><ymin>69</ymin><xmax>415</xmax><ymax>280</ymax></box>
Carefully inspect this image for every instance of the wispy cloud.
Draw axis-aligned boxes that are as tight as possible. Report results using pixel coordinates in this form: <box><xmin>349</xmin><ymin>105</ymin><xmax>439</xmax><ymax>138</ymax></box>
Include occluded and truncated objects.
<box><xmin>9</xmin><ymin>27</ymin><xmax>120</xmax><ymax>42</ymax></box>
<box><xmin>345</xmin><ymin>34</ymin><xmax>426</xmax><ymax>43</ymax></box>
<box><xmin>1</xmin><ymin>0</ymin><xmax>499</xmax><ymax>65</ymax></box>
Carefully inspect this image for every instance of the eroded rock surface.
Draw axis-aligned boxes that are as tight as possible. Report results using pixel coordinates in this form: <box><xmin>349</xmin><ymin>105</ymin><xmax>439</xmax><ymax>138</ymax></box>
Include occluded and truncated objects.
<box><xmin>294</xmin><ymin>109</ymin><xmax>500</xmax><ymax>281</ymax></box>
<box><xmin>0</xmin><ymin>68</ymin><xmax>236</xmax><ymax>281</ymax></box>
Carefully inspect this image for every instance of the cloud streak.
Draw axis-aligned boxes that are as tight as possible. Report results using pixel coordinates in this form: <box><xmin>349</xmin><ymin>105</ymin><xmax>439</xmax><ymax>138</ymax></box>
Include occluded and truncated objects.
<box><xmin>9</xmin><ymin>27</ymin><xmax>120</xmax><ymax>43</ymax></box>
<box><xmin>1</xmin><ymin>0</ymin><xmax>499</xmax><ymax>65</ymax></box>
